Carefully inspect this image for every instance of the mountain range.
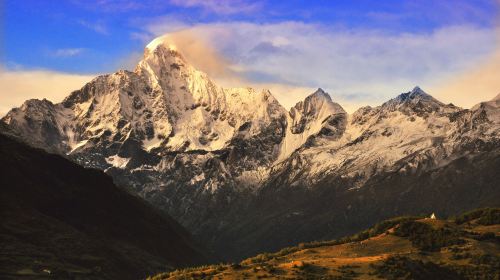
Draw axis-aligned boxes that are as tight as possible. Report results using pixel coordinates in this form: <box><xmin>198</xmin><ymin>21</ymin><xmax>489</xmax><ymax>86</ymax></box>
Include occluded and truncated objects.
<box><xmin>2</xmin><ymin>37</ymin><xmax>499</xmax><ymax>261</ymax></box>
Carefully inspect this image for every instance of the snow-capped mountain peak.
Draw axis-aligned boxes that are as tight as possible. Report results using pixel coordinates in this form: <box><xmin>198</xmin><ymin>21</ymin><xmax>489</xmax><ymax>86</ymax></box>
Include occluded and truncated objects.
<box><xmin>142</xmin><ymin>41</ymin><xmax>186</xmax><ymax>64</ymax></box>
<box><xmin>145</xmin><ymin>35</ymin><xmax>178</xmax><ymax>52</ymax></box>
<box><xmin>135</xmin><ymin>41</ymin><xmax>193</xmax><ymax>90</ymax></box>
<box><xmin>309</xmin><ymin>87</ymin><xmax>330</xmax><ymax>99</ymax></box>
<box><xmin>395</xmin><ymin>86</ymin><xmax>433</xmax><ymax>102</ymax></box>
<box><xmin>410</xmin><ymin>85</ymin><xmax>425</xmax><ymax>94</ymax></box>
<box><xmin>277</xmin><ymin>89</ymin><xmax>347</xmax><ymax>161</ymax></box>
<box><xmin>381</xmin><ymin>86</ymin><xmax>451</xmax><ymax>114</ymax></box>
<box><xmin>291</xmin><ymin>88</ymin><xmax>344</xmax><ymax>117</ymax></box>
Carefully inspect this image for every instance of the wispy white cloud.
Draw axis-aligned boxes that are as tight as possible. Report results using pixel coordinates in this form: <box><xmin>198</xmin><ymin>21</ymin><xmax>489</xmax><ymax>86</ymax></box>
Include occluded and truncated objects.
<box><xmin>50</xmin><ymin>48</ymin><xmax>86</xmax><ymax>57</ymax></box>
<box><xmin>78</xmin><ymin>20</ymin><xmax>108</xmax><ymax>34</ymax></box>
<box><xmin>71</xmin><ymin>0</ymin><xmax>262</xmax><ymax>14</ymax></box>
<box><xmin>131</xmin><ymin>14</ymin><xmax>191</xmax><ymax>36</ymax></box>
<box><xmin>71</xmin><ymin>0</ymin><xmax>145</xmax><ymax>12</ymax></box>
<box><xmin>0</xmin><ymin>67</ymin><xmax>95</xmax><ymax>116</ymax></box>
<box><xmin>134</xmin><ymin>20</ymin><xmax>497</xmax><ymax>111</ymax></box>
<box><xmin>363</xmin><ymin>0</ymin><xmax>497</xmax><ymax>28</ymax></box>
<box><xmin>169</xmin><ymin>0</ymin><xmax>262</xmax><ymax>15</ymax></box>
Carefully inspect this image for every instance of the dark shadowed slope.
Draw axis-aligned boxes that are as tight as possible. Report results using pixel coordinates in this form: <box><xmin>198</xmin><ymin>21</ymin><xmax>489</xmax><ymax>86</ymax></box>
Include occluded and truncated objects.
<box><xmin>0</xmin><ymin>126</ymin><xmax>210</xmax><ymax>280</ymax></box>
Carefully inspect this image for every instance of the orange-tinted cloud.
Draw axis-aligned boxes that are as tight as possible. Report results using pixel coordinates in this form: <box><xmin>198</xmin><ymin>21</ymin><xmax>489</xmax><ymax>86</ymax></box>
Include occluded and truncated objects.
<box><xmin>0</xmin><ymin>68</ymin><xmax>94</xmax><ymax>116</ymax></box>
<box><xmin>431</xmin><ymin>49</ymin><xmax>500</xmax><ymax>107</ymax></box>
<box><xmin>431</xmin><ymin>25</ymin><xmax>500</xmax><ymax>107</ymax></box>
<box><xmin>152</xmin><ymin>30</ymin><xmax>241</xmax><ymax>84</ymax></box>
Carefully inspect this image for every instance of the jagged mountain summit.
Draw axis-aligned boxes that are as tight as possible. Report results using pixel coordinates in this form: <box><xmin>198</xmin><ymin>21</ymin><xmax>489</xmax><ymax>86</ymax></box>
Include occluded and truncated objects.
<box><xmin>5</xmin><ymin>43</ymin><xmax>285</xmax><ymax>155</ymax></box>
<box><xmin>279</xmin><ymin>88</ymin><xmax>346</xmax><ymax>161</ymax></box>
<box><xmin>2</xmin><ymin>37</ymin><xmax>500</xmax><ymax>260</ymax></box>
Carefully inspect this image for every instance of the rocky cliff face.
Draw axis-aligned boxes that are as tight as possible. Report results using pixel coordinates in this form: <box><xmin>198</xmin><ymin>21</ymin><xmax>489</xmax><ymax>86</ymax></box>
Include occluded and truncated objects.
<box><xmin>3</xmin><ymin>37</ymin><xmax>499</xmax><ymax>260</ymax></box>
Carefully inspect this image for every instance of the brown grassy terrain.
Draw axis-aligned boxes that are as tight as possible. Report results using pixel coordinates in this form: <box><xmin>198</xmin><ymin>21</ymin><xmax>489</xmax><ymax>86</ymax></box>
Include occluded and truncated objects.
<box><xmin>148</xmin><ymin>208</ymin><xmax>500</xmax><ymax>279</ymax></box>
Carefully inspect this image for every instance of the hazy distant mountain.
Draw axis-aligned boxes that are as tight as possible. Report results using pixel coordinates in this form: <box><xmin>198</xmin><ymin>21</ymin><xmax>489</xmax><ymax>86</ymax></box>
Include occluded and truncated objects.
<box><xmin>3</xmin><ymin>37</ymin><xmax>499</xmax><ymax>260</ymax></box>
<box><xmin>0</xmin><ymin>124</ymin><xmax>209</xmax><ymax>279</ymax></box>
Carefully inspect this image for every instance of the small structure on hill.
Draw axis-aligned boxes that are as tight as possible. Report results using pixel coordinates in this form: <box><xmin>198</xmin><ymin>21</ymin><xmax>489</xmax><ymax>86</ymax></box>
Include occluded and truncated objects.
<box><xmin>430</xmin><ymin>213</ymin><xmax>437</xmax><ymax>219</ymax></box>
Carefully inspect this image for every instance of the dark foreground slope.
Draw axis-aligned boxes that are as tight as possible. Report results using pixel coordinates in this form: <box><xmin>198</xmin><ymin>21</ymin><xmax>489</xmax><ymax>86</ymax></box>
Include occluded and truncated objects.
<box><xmin>149</xmin><ymin>208</ymin><xmax>500</xmax><ymax>279</ymax></box>
<box><xmin>0</xmin><ymin>130</ymin><xmax>209</xmax><ymax>280</ymax></box>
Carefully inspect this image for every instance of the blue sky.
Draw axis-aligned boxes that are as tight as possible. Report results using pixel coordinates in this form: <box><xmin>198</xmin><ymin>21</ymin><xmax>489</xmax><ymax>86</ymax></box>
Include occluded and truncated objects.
<box><xmin>3</xmin><ymin>0</ymin><xmax>498</xmax><ymax>73</ymax></box>
<box><xmin>1</xmin><ymin>0</ymin><xmax>500</xmax><ymax>114</ymax></box>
